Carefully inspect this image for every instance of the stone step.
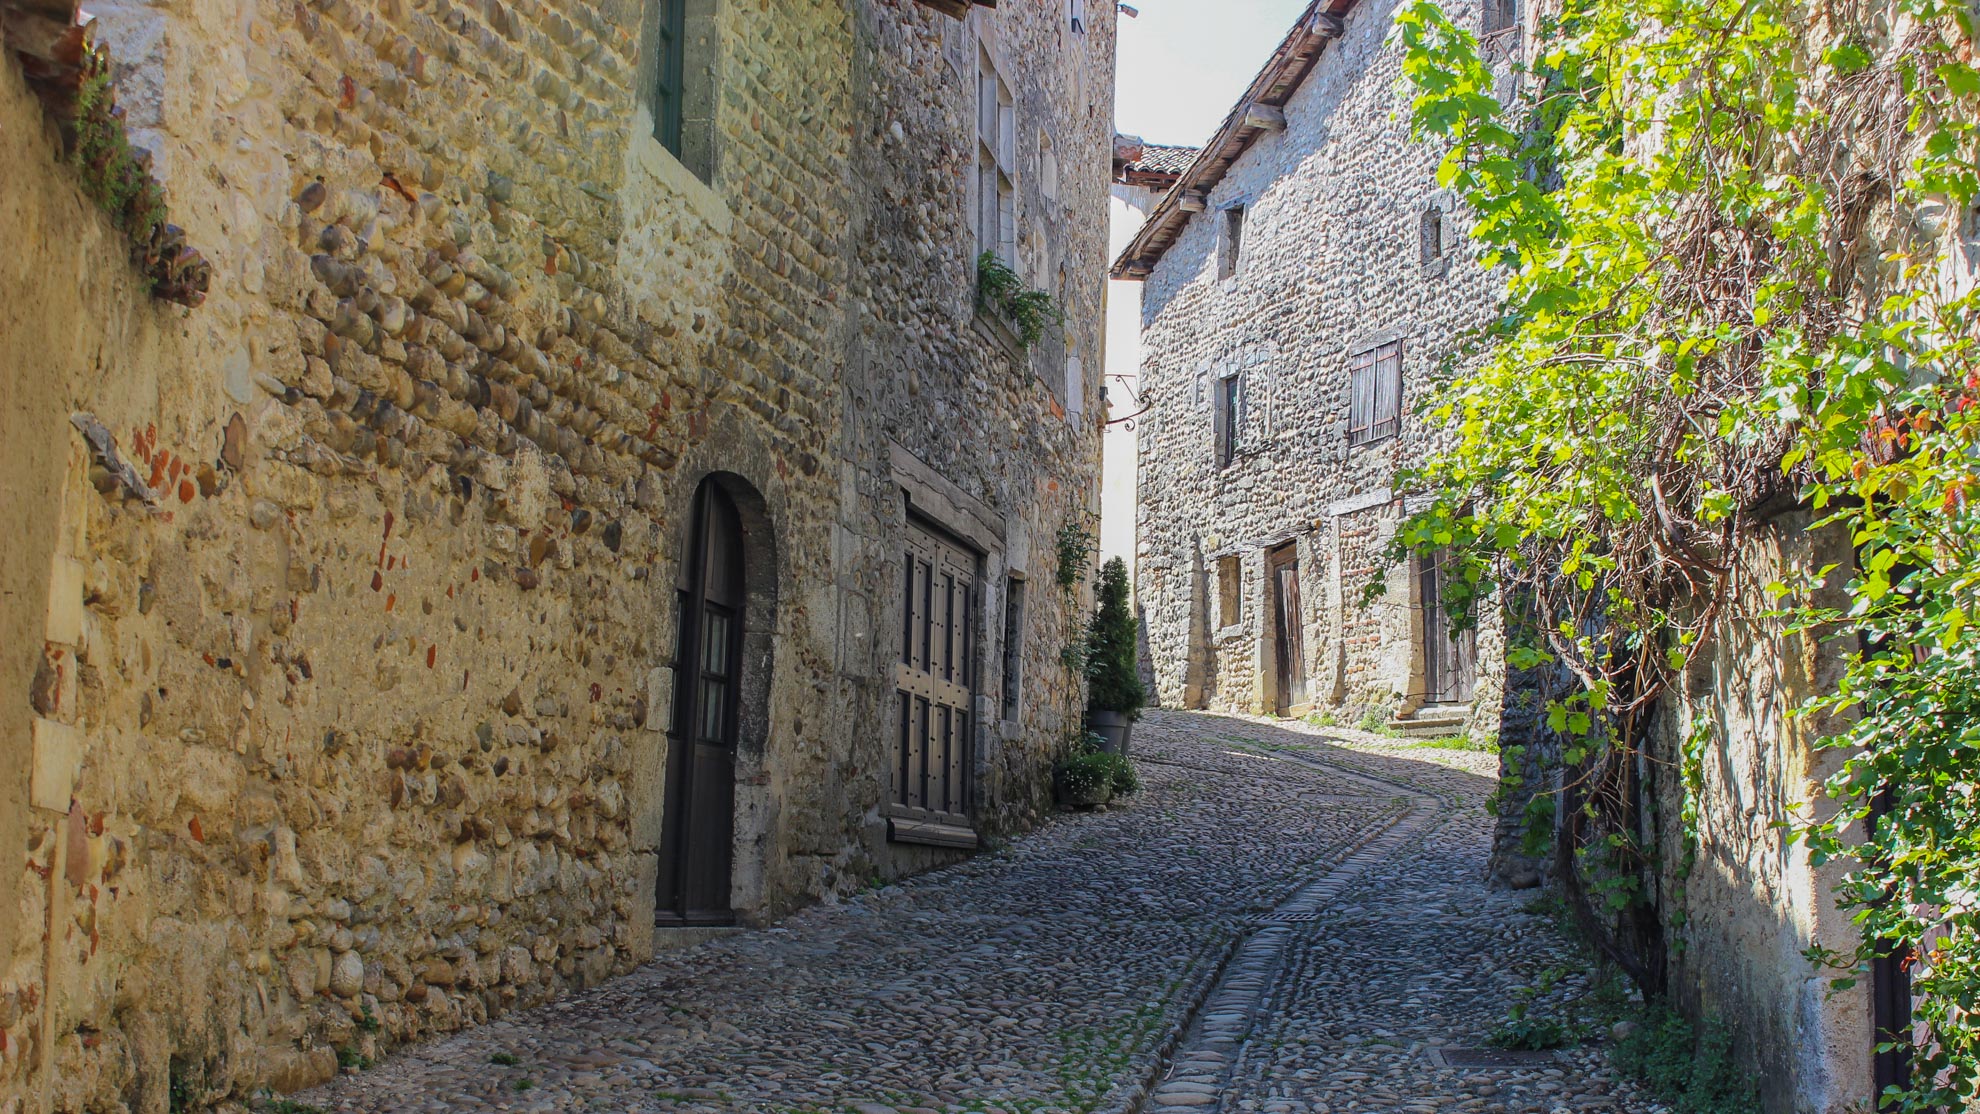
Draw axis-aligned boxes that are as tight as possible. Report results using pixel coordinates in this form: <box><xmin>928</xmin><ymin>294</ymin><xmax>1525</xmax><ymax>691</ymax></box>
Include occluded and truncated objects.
<box><xmin>1388</xmin><ymin>706</ymin><xmax>1470</xmax><ymax>737</ymax></box>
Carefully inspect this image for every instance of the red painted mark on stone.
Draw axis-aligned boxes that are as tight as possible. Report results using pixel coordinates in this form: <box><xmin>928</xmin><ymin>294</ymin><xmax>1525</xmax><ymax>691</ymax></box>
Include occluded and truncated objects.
<box><xmin>371</xmin><ymin>571</ymin><xmax>384</xmax><ymax>592</ymax></box>
<box><xmin>177</xmin><ymin>480</ymin><xmax>195</xmax><ymax>504</ymax></box>
<box><xmin>338</xmin><ymin>75</ymin><xmax>357</xmax><ymax>110</ymax></box>
<box><xmin>589</xmin><ymin>683</ymin><xmax>602</xmax><ymax>703</ymax></box>
<box><xmin>378</xmin><ymin>511</ymin><xmax>396</xmax><ymax>568</ymax></box>
<box><xmin>471</xmin><ymin>568</ymin><xmax>480</xmax><ymax>583</ymax></box>
<box><xmin>381</xmin><ymin>173</ymin><xmax>418</xmax><ymax>205</ymax></box>
<box><xmin>446</xmin><ymin>585</ymin><xmax>455</xmax><ymax>600</ymax></box>
<box><xmin>385</xmin><ymin>594</ymin><xmax>397</xmax><ymax>613</ymax></box>
<box><xmin>427</xmin><ymin>645</ymin><xmax>438</xmax><ymax>669</ymax></box>
<box><xmin>187</xmin><ymin>816</ymin><xmax>204</xmax><ymax>843</ymax></box>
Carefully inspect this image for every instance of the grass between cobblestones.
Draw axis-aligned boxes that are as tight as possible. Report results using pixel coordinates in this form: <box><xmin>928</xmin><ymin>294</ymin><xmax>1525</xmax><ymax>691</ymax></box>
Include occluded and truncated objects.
<box><xmin>1496</xmin><ymin>892</ymin><xmax>1759</xmax><ymax>1114</ymax></box>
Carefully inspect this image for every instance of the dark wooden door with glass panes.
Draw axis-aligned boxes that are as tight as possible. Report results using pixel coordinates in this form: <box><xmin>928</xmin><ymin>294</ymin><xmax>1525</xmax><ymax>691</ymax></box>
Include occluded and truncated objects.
<box><xmin>658</xmin><ymin>479</ymin><xmax>744</xmax><ymax>926</ymax></box>
<box><xmin>1420</xmin><ymin>550</ymin><xmax>1478</xmax><ymax>704</ymax></box>
<box><xmin>892</xmin><ymin>519</ymin><xmax>978</xmax><ymax>845</ymax></box>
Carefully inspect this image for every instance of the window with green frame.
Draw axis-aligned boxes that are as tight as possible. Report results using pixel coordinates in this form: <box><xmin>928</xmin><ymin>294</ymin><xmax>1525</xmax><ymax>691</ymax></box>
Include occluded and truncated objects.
<box><xmin>653</xmin><ymin>0</ymin><xmax>687</xmax><ymax>155</ymax></box>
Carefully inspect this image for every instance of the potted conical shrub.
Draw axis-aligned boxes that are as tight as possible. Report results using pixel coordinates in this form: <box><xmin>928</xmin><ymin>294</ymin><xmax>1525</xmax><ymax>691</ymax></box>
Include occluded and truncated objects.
<box><xmin>1086</xmin><ymin>557</ymin><xmax>1146</xmax><ymax>755</ymax></box>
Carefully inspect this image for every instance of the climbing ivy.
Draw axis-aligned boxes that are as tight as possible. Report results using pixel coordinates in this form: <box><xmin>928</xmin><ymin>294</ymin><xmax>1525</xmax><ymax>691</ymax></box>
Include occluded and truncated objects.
<box><xmin>1389</xmin><ymin>0</ymin><xmax>1980</xmax><ymax>1105</ymax></box>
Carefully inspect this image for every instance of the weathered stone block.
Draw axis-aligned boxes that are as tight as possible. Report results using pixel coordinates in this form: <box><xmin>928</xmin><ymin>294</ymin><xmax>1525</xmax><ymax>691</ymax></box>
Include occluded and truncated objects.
<box><xmin>30</xmin><ymin>716</ymin><xmax>82</xmax><ymax>813</ymax></box>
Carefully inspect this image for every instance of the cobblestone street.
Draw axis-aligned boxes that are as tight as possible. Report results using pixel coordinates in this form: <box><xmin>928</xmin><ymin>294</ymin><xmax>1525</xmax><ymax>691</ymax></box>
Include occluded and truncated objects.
<box><xmin>304</xmin><ymin>712</ymin><xmax>1655</xmax><ymax>1114</ymax></box>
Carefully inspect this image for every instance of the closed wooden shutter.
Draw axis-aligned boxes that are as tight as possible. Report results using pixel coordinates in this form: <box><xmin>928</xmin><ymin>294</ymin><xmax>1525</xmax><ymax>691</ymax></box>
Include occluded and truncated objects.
<box><xmin>1349</xmin><ymin>340</ymin><xmax>1403</xmax><ymax>445</ymax></box>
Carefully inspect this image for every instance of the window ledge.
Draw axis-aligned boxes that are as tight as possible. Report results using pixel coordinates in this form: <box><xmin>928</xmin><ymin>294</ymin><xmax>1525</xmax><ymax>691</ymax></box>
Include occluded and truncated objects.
<box><xmin>1347</xmin><ymin>433</ymin><xmax>1399</xmax><ymax>450</ymax></box>
<box><xmin>972</xmin><ymin>306</ymin><xmax>1027</xmax><ymax>364</ymax></box>
<box><xmin>629</xmin><ymin>116</ymin><xmax>731</xmax><ymax>235</ymax></box>
<box><xmin>1215</xmin><ymin>623</ymin><xmax>1246</xmax><ymax>642</ymax></box>
<box><xmin>887</xmin><ymin>816</ymin><xmax>980</xmax><ymax>850</ymax></box>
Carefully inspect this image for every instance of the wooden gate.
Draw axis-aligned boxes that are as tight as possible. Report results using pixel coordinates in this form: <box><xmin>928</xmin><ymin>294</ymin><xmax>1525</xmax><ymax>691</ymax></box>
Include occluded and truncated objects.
<box><xmin>1420</xmin><ymin>550</ymin><xmax>1477</xmax><ymax>704</ymax></box>
<box><xmin>1268</xmin><ymin>544</ymin><xmax>1308</xmax><ymax>715</ymax></box>
<box><xmin>658</xmin><ymin>479</ymin><xmax>744</xmax><ymax>926</ymax></box>
<box><xmin>891</xmin><ymin>518</ymin><xmax>978</xmax><ymax>846</ymax></box>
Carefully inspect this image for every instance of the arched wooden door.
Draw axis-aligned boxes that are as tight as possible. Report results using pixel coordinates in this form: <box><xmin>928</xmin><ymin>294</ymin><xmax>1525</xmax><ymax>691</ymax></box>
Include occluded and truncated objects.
<box><xmin>658</xmin><ymin>479</ymin><xmax>744</xmax><ymax>926</ymax></box>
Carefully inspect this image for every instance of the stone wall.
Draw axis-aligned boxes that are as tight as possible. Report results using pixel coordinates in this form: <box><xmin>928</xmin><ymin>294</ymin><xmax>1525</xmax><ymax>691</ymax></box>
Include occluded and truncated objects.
<box><xmin>1646</xmin><ymin>517</ymin><xmax>1872</xmax><ymax>1113</ymax></box>
<box><xmin>1130</xmin><ymin>0</ymin><xmax>1509</xmax><ymax>731</ymax></box>
<box><xmin>0</xmin><ymin>0</ymin><xmax>1113</xmax><ymax>1107</ymax></box>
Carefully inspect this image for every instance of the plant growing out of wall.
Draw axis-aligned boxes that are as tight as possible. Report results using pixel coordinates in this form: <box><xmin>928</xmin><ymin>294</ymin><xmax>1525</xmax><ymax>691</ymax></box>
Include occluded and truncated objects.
<box><xmin>977</xmin><ymin>251</ymin><xmax>1064</xmax><ymax>350</ymax></box>
<box><xmin>1086</xmin><ymin>557</ymin><xmax>1146</xmax><ymax>720</ymax></box>
<box><xmin>70</xmin><ymin>42</ymin><xmax>209</xmax><ymax>306</ymax></box>
<box><xmin>1387</xmin><ymin>0</ymin><xmax>1980</xmax><ymax>1104</ymax></box>
<box><xmin>1055</xmin><ymin>517</ymin><xmax>1098</xmax><ymax>594</ymax></box>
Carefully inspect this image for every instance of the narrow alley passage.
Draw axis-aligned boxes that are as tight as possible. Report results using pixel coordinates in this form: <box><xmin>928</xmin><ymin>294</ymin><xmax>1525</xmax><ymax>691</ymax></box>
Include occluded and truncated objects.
<box><xmin>304</xmin><ymin>714</ymin><xmax>1653</xmax><ymax>1114</ymax></box>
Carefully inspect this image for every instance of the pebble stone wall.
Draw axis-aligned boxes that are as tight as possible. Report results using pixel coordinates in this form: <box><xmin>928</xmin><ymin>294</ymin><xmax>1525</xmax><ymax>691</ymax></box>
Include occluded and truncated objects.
<box><xmin>1132</xmin><ymin>0</ymin><xmax>1513</xmax><ymax>730</ymax></box>
<box><xmin>0</xmin><ymin>0</ymin><xmax>1114</xmax><ymax>1109</ymax></box>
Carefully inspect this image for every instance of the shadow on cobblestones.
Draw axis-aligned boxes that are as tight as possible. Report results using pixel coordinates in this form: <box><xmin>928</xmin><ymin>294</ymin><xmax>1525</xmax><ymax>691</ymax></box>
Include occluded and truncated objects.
<box><xmin>297</xmin><ymin>712</ymin><xmax>1646</xmax><ymax>1114</ymax></box>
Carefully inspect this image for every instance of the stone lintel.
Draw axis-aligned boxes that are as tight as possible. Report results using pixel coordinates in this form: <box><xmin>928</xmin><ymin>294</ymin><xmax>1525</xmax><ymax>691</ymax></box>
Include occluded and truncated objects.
<box><xmin>889</xmin><ymin>442</ymin><xmax>1005</xmax><ymax>557</ymax></box>
<box><xmin>1325</xmin><ymin>489</ymin><xmax>1394</xmax><ymax>518</ymax></box>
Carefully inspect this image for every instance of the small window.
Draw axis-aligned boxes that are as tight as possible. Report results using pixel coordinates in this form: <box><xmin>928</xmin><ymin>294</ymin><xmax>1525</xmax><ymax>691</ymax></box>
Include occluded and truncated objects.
<box><xmin>1483</xmin><ymin>0</ymin><xmax>1519</xmax><ymax>35</ymax></box>
<box><xmin>976</xmin><ymin>48</ymin><xmax>1017</xmax><ymax>265</ymax></box>
<box><xmin>1001</xmin><ymin>577</ymin><xmax>1026</xmax><ymax>720</ymax></box>
<box><xmin>1215</xmin><ymin>372</ymin><xmax>1242</xmax><ymax>467</ymax></box>
<box><xmin>1217</xmin><ymin>555</ymin><xmax>1242</xmax><ymax>627</ymax></box>
<box><xmin>1218</xmin><ymin>206</ymin><xmax>1246</xmax><ymax>280</ymax></box>
<box><xmin>1040</xmin><ymin>134</ymin><xmax>1060</xmax><ymax>202</ymax></box>
<box><xmin>651</xmin><ymin>0</ymin><xmax>715</xmax><ymax>181</ymax></box>
<box><xmin>1348</xmin><ymin>341</ymin><xmax>1403</xmax><ymax>446</ymax></box>
<box><xmin>1069</xmin><ymin>0</ymin><xmax>1087</xmax><ymax>33</ymax></box>
<box><xmin>653</xmin><ymin>0</ymin><xmax>686</xmax><ymax>153</ymax></box>
<box><xmin>1420</xmin><ymin>206</ymin><xmax>1444</xmax><ymax>267</ymax></box>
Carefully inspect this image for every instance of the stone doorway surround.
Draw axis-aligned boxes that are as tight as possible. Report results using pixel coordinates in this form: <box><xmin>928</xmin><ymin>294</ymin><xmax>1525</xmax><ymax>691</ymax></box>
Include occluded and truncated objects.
<box><xmin>884</xmin><ymin>442</ymin><xmax>1015</xmax><ymax>852</ymax></box>
<box><xmin>642</xmin><ymin>416</ymin><xmax>790</xmax><ymax>943</ymax></box>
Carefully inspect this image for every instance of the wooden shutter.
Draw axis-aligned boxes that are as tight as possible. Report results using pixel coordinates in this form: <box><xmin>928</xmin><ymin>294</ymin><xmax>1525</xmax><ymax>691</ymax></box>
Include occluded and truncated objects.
<box><xmin>1349</xmin><ymin>341</ymin><xmax>1402</xmax><ymax>445</ymax></box>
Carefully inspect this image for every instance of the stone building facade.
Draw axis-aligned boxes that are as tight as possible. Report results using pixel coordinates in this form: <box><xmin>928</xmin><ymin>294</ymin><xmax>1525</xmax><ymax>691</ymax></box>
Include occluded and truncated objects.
<box><xmin>0</xmin><ymin>0</ymin><xmax>1113</xmax><ymax>1108</ymax></box>
<box><xmin>1112</xmin><ymin>0</ymin><xmax>1513</xmax><ymax>733</ymax></box>
<box><xmin>1100</xmin><ymin>137</ymin><xmax>1195</xmax><ymax>589</ymax></box>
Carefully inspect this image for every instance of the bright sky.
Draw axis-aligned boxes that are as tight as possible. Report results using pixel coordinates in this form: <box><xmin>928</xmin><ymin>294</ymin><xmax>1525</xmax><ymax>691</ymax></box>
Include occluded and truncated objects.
<box><xmin>1113</xmin><ymin>0</ymin><xmax>1316</xmax><ymax>148</ymax></box>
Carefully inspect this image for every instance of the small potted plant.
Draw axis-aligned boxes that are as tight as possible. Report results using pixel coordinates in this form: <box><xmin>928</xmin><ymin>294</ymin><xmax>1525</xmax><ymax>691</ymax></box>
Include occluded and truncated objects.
<box><xmin>1055</xmin><ymin>732</ymin><xmax>1140</xmax><ymax>810</ymax></box>
<box><xmin>1086</xmin><ymin>557</ymin><xmax>1146</xmax><ymax>755</ymax></box>
<box><xmin>1056</xmin><ymin>736</ymin><xmax>1116</xmax><ymax>810</ymax></box>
